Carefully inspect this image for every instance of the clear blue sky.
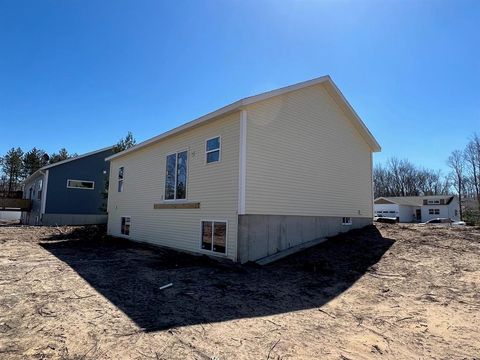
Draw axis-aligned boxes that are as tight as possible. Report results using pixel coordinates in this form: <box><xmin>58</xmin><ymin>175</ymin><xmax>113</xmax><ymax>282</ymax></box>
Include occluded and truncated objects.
<box><xmin>1</xmin><ymin>1</ymin><xmax>478</xmax><ymax>173</ymax></box>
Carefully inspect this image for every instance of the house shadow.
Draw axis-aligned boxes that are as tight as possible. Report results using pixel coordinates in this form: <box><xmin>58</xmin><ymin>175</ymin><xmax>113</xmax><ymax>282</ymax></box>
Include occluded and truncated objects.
<box><xmin>40</xmin><ymin>225</ymin><xmax>394</xmax><ymax>332</ymax></box>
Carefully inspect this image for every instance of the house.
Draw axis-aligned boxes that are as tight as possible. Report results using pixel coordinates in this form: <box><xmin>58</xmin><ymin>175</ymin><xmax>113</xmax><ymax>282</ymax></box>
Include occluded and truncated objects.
<box><xmin>22</xmin><ymin>146</ymin><xmax>114</xmax><ymax>225</ymax></box>
<box><xmin>106</xmin><ymin>76</ymin><xmax>381</xmax><ymax>263</ymax></box>
<box><xmin>374</xmin><ymin>195</ymin><xmax>460</xmax><ymax>223</ymax></box>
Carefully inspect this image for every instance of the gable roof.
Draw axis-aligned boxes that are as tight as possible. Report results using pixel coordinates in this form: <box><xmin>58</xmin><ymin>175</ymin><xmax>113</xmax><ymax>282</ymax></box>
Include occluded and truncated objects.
<box><xmin>23</xmin><ymin>146</ymin><xmax>114</xmax><ymax>185</ymax></box>
<box><xmin>374</xmin><ymin>196</ymin><xmax>455</xmax><ymax>207</ymax></box>
<box><xmin>106</xmin><ymin>75</ymin><xmax>381</xmax><ymax>162</ymax></box>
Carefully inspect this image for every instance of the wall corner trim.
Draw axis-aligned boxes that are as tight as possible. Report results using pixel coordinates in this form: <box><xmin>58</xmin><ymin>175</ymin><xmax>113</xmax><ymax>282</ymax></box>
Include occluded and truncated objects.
<box><xmin>238</xmin><ymin>109</ymin><xmax>247</xmax><ymax>215</ymax></box>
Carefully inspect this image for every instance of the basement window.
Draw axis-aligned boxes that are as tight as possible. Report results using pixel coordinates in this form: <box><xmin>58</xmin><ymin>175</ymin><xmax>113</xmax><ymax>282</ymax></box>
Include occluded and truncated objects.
<box><xmin>67</xmin><ymin>179</ymin><xmax>94</xmax><ymax>190</ymax></box>
<box><xmin>205</xmin><ymin>136</ymin><xmax>221</xmax><ymax>164</ymax></box>
<box><xmin>118</xmin><ymin>167</ymin><xmax>124</xmax><ymax>192</ymax></box>
<box><xmin>121</xmin><ymin>216</ymin><xmax>131</xmax><ymax>236</ymax></box>
<box><xmin>165</xmin><ymin>151</ymin><xmax>188</xmax><ymax>200</ymax></box>
<box><xmin>429</xmin><ymin>209</ymin><xmax>440</xmax><ymax>215</ymax></box>
<box><xmin>342</xmin><ymin>217</ymin><xmax>352</xmax><ymax>225</ymax></box>
<box><xmin>201</xmin><ymin>221</ymin><xmax>227</xmax><ymax>254</ymax></box>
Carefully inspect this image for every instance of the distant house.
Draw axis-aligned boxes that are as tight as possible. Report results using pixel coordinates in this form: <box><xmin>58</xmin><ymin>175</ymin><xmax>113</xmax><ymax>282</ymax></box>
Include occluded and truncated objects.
<box><xmin>22</xmin><ymin>147</ymin><xmax>114</xmax><ymax>225</ymax></box>
<box><xmin>374</xmin><ymin>195</ymin><xmax>460</xmax><ymax>223</ymax></box>
<box><xmin>106</xmin><ymin>76</ymin><xmax>381</xmax><ymax>263</ymax></box>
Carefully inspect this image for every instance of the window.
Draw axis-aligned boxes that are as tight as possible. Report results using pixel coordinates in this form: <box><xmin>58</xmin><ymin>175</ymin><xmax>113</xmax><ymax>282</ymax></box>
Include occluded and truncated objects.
<box><xmin>342</xmin><ymin>217</ymin><xmax>352</xmax><ymax>225</ymax></box>
<box><xmin>121</xmin><ymin>216</ymin><xmax>131</xmax><ymax>236</ymax></box>
<box><xmin>37</xmin><ymin>179</ymin><xmax>43</xmax><ymax>200</ymax></box>
<box><xmin>118</xmin><ymin>167</ymin><xmax>124</xmax><ymax>192</ymax></box>
<box><xmin>67</xmin><ymin>179</ymin><xmax>94</xmax><ymax>190</ymax></box>
<box><xmin>427</xmin><ymin>200</ymin><xmax>440</xmax><ymax>205</ymax></box>
<box><xmin>165</xmin><ymin>151</ymin><xmax>188</xmax><ymax>200</ymax></box>
<box><xmin>455</xmin><ymin>209</ymin><xmax>458</xmax><ymax>217</ymax></box>
<box><xmin>201</xmin><ymin>221</ymin><xmax>226</xmax><ymax>254</ymax></box>
<box><xmin>429</xmin><ymin>209</ymin><xmax>440</xmax><ymax>215</ymax></box>
<box><xmin>206</xmin><ymin>136</ymin><xmax>221</xmax><ymax>163</ymax></box>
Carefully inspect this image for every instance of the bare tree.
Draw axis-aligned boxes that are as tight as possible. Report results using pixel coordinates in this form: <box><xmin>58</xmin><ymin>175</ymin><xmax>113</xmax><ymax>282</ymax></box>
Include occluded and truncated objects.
<box><xmin>447</xmin><ymin>149</ymin><xmax>466</xmax><ymax>220</ymax></box>
<box><xmin>464</xmin><ymin>134</ymin><xmax>480</xmax><ymax>210</ymax></box>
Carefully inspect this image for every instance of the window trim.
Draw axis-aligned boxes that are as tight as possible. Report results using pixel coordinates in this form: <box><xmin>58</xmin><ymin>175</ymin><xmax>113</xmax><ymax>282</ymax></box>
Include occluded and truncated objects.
<box><xmin>429</xmin><ymin>208</ymin><xmax>440</xmax><ymax>215</ymax></box>
<box><xmin>427</xmin><ymin>200</ymin><xmax>440</xmax><ymax>205</ymax></box>
<box><xmin>117</xmin><ymin>166</ymin><xmax>125</xmax><ymax>193</ymax></box>
<box><xmin>120</xmin><ymin>216</ymin><xmax>131</xmax><ymax>237</ymax></box>
<box><xmin>199</xmin><ymin>219</ymin><xmax>228</xmax><ymax>257</ymax></box>
<box><xmin>66</xmin><ymin>179</ymin><xmax>95</xmax><ymax>190</ymax></box>
<box><xmin>164</xmin><ymin>148</ymin><xmax>189</xmax><ymax>202</ymax></box>
<box><xmin>342</xmin><ymin>217</ymin><xmax>352</xmax><ymax>226</ymax></box>
<box><xmin>205</xmin><ymin>135</ymin><xmax>221</xmax><ymax>164</ymax></box>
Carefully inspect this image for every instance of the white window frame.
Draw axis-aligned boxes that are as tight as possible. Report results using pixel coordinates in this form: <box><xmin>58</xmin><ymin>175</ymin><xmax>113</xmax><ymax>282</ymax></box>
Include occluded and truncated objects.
<box><xmin>118</xmin><ymin>166</ymin><xmax>124</xmax><ymax>193</ymax></box>
<box><xmin>205</xmin><ymin>135</ymin><xmax>221</xmax><ymax>164</ymax></box>
<box><xmin>427</xmin><ymin>200</ymin><xmax>440</xmax><ymax>205</ymax></box>
<box><xmin>429</xmin><ymin>208</ymin><xmax>440</xmax><ymax>215</ymax></box>
<box><xmin>342</xmin><ymin>217</ymin><xmax>352</xmax><ymax>226</ymax></box>
<box><xmin>120</xmin><ymin>216</ymin><xmax>131</xmax><ymax>237</ymax></box>
<box><xmin>199</xmin><ymin>219</ymin><xmax>228</xmax><ymax>256</ymax></box>
<box><xmin>66</xmin><ymin>179</ymin><xmax>95</xmax><ymax>190</ymax></box>
<box><xmin>164</xmin><ymin>149</ymin><xmax>189</xmax><ymax>201</ymax></box>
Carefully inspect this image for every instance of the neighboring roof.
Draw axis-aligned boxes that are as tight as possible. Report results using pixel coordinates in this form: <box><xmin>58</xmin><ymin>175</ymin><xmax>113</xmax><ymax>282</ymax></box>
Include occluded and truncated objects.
<box><xmin>24</xmin><ymin>146</ymin><xmax>114</xmax><ymax>185</ymax></box>
<box><xmin>106</xmin><ymin>75</ymin><xmax>381</xmax><ymax>162</ymax></box>
<box><xmin>374</xmin><ymin>196</ymin><xmax>455</xmax><ymax>207</ymax></box>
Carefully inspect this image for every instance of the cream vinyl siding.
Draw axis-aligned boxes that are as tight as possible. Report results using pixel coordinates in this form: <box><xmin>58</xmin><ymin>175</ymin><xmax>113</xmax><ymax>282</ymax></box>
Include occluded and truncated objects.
<box><xmin>244</xmin><ymin>82</ymin><xmax>373</xmax><ymax>217</ymax></box>
<box><xmin>107</xmin><ymin>112</ymin><xmax>240</xmax><ymax>261</ymax></box>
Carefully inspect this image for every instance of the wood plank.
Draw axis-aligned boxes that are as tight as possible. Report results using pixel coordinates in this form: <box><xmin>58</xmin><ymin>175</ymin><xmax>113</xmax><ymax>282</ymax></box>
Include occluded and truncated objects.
<box><xmin>153</xmin><ymin>202</ymin><xmax>200</xmax><ymax>209</ymax></box>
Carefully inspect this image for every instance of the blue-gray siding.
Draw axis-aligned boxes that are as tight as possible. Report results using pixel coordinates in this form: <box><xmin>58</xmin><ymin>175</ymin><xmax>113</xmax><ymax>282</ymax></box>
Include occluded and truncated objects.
<box><xmin>45</xmin><ymin>149</ymin><xmax>114</xmax><ymax>215</ymax></box>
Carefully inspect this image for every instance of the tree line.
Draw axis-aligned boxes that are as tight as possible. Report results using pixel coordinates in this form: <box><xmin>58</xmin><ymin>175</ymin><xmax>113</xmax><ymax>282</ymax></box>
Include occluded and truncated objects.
<box><xmin>0</xmin><ymin>147</ymin><xmax>77</xmax><ymax>195</ymax></box>
<box><xmin>374</xmin><ymin>132</ymin><xmax>480</xmax><ymax>222</ymax></box>
<box><xmin>0</xmin><ymin>132</ymin><xmax>136</xmax><ymax>196</ymax></box>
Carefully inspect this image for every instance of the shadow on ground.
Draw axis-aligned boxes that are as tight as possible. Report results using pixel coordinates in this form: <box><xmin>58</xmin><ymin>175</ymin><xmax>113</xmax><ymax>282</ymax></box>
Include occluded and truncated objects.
<box><xmin>40</xmin><ymin>225</ymin><xmax>394</xmax><ymax>332</ymax></box>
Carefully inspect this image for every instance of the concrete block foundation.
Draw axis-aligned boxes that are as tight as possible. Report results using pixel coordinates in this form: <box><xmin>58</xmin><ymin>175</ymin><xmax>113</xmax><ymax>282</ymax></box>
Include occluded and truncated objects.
<box><xmin>237</xmin><ymin>215</ymin><xmax>372</xmax><ymax>263</ymax></box>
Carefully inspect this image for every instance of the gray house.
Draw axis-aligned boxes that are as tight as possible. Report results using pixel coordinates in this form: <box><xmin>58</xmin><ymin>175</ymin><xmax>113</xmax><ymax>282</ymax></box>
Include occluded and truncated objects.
<box><xmin>22</xmin><ymin>146</ymin><xmax>114</xmax><ymax>225</ymax></box>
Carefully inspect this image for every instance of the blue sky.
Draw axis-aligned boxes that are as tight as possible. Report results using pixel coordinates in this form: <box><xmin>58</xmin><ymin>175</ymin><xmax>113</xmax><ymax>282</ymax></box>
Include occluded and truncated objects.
<box><xmin>1</xmin><ymin>0</ymin><xmax>478</xmax><ymax>173</ymax></box>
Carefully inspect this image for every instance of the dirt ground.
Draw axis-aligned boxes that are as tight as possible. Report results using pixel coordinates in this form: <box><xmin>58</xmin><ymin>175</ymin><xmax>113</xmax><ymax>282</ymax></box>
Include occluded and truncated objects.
<box><xmin>0</xmin><ymin>223</ymin><xmax>479</xmax><ymax>359</ymax></box>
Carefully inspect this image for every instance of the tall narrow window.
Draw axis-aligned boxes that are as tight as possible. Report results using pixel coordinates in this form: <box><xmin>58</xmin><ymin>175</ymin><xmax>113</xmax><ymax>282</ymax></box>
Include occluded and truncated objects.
<box><xmin>201</xmin><ymin>221</ymin><xmax>226</xmax><ymax>254</ymax></box>
<box><xmin>164</xmin><ymin>151</ymin><xmax>188</xmax><ymax>200</ymax></box>
<box><xmin>206</xmin><ymin>136</ymin><xmax>220</xmax><ymax>163</ymax></box>
<box><xmin>37</xmin><ymin>179</ymin><xmax>43</xmax><ymax>200</ymax></box>
<box><xmin>118</xmin><ymin>167</ymin><xmax>124</xmax><ymax>192</ymax></box>
<box><xmin>121</xmin><ymin>216</ymin><xmax>130</xmax><ymax>236</ymax></box>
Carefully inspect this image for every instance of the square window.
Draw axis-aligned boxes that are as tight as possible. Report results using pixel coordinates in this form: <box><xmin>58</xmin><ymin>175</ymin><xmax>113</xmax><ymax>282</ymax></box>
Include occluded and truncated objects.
<box><xmin>342</xmin><ymin>217</ymin><xmax>352</xmax><ymax>225</ymax></box>
<box><xmin>201</xmin><ymin>221</ymin><xmax>226</xmax><ymax>254</ymax></box>
<box><xmin>206</xmin><ymin>136</ymin><xmax>221</xmax><ymax>163</ymax></box>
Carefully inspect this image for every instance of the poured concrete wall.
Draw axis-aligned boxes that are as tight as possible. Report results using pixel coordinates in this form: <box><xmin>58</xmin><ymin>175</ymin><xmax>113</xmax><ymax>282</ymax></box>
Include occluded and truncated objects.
<box><xmin>42</xmin><ymin>214</ymin><xmax>108</xmax><ymax>226</ymax></box>
<box><xmin>237</xmin><ymin>215</ymin><xmax>372</xmax><ymax>263</ymax></box>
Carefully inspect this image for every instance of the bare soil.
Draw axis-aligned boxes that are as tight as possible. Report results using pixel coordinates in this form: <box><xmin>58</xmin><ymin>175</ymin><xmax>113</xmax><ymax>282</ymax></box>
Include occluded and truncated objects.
<box><xmin>0</xmin><ymin>223</ymin><xmax>479</xmax><ymax>359</ymax></box>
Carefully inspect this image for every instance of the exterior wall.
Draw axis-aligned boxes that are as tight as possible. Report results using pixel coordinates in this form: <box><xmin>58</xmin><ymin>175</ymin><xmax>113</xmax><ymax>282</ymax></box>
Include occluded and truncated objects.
<box><xmin>237</xmin><ymin>215</ymin><xmax>371</xmax><ymax>263</ymax></box>
<box><xmin>22</xmin><ymin>172</ymin><xmax>45</xmax><ymax>225</ymax></box>
<box><xmin>244</xmin><ymin>82</ymin><xmax>374</xmax><ymax>219</ymax></box>
<box><xmin>421</xmin><ymin>199</ymin><xmax>460</xmax><ymax>222</ymax></box>
<box><xmin>398</xmin><ymin>205</ymin><xmax>417</xmax><ymax>223</ymax></box>
<box><xmin>107</xmin><ymin>113</ymin><xmax>240</xmax><ymax>261</ymax></box>
<box><xmin>45</xmin><ymin>149</ymin><xmax>113</xmax><ymax>216</ymax></box>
